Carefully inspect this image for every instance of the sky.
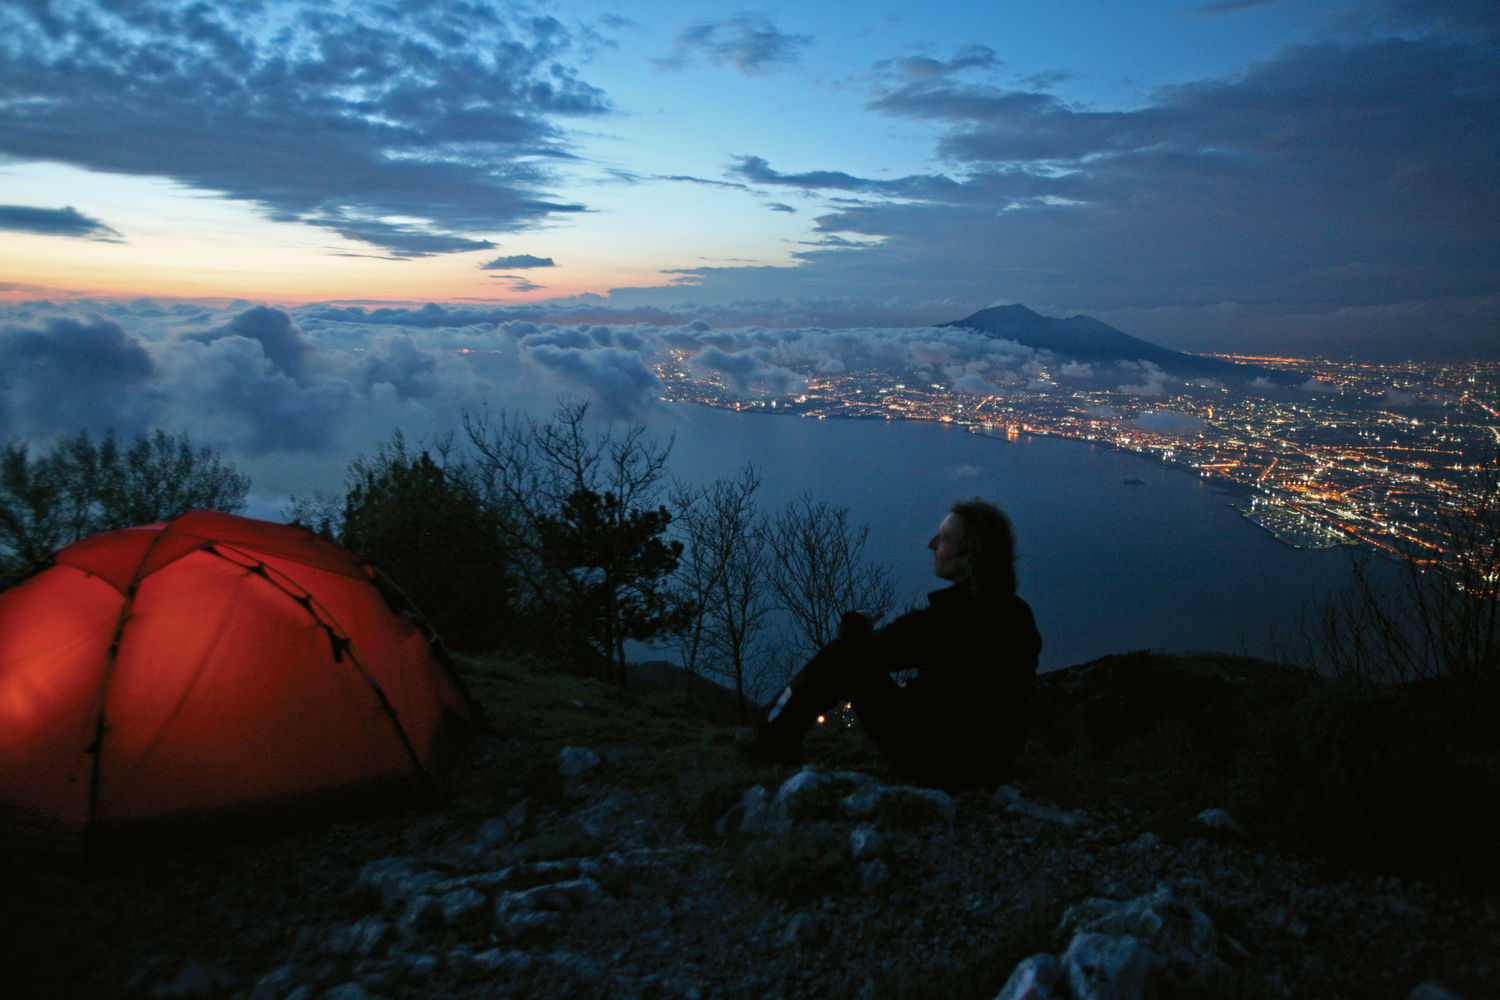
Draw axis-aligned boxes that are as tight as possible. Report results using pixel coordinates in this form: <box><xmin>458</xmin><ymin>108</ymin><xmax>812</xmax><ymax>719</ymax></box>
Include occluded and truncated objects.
<box><xmin>1</xmin><ymin>0</ymin><xmax>1495</xmax><ymax>362</ymax></box>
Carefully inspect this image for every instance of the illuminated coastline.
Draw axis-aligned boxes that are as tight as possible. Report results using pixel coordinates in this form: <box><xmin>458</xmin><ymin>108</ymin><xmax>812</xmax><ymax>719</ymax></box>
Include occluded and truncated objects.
<box><xmin>649</xmin><ymin>348</ymin><xmax>1499</xmax><ymax>562</ymax></box>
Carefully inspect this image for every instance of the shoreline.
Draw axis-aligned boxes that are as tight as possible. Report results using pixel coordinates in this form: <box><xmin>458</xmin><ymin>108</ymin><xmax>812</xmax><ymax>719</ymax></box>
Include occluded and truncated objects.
<box><xmin>676</xmin><ymin>400</ymin><xmax>1332</xmax><ymax>553</ymax></box>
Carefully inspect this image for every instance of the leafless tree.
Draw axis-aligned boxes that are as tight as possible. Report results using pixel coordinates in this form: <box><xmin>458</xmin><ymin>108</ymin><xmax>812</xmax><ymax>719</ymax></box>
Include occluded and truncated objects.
<box><xmin>672</xmin><ymin>465</ymin><xmax>773</xmax><ymax>718</ymax></box>
<box><xmin>462</xmin><ymin>399</ymin><xmax>687</xmax><ymax>683</ymax></box>
<box><xmin>765</xmin><ymin>493</ymin><xmax>895</xmax><ymax>660</ymax></box>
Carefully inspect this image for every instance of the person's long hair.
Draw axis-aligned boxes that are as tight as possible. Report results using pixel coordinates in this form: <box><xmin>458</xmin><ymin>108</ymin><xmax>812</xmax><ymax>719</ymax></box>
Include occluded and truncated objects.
<box><xmin>951</xmin><ymin>498</ymin><xmax>1018</xmax><ymax>602</ymax></box>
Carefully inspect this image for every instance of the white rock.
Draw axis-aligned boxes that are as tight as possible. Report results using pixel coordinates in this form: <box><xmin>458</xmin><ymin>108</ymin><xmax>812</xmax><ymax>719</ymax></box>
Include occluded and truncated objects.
<box><xmin>1059</xmin><ymin>885</ymin><xmax>1228</xmax><ymax>984</ymax></box>
<box><xmin>994</xmin><ymin>953</ymin><xmax>1064</xmax><ymax>1000</ymax></box>
<box><xmin>558</xmin><ymin>745</ymin><xmax>601</xmax><ymax>776</ymax></box>
<box><xmin>767</xmin><ymin>766</ymin><xmax>836</xmax><ymax>832</ymax></box>
<box><xmin>994</xmin><ymin>785</ymin><xmax>1087</xmax><ymax>826</ymax></box>
<box><xmin>735</xmin><ymin>785</ymin><xmax>772</xmax><ymax>837</ymax></box>
<box><xmin>1194</xmin><ymin>808</ymin><xmax>1241</xmax><ymax>833</ymax></box>
<box><xmin>498</xmin><ymin>909</ymin><xmax>564</xmax><ymax>938</ymax></box>
<box><xmin>246</xmin><ymin>966</ymin><xmax>296</xmax><ymax>1000</ymax></box>
<box><xmin>849</xmin><ymin>823</ymin><xmax>885</xmax><ymax>860</ymax></box>
<box><xmin>325</xmin><ymin>916</ymin><xmax>390</xmax><ymax>958</ymax></box>
<box><xmin>359</xmin><ymin>857</ymin><xmax>442</xmax><ymax>911</ymax></box>
<box><xmin>1407</xmin><ymin>984</ymin><xmax>1465</xmax><ymax>1000</ymax></box>
<box><xmin>497</xmin><ymin>877</ymin><xmax>607</xmax><ymax>917</ymax></box>
<box><xmin>467</xmin><ymin>948</ymin><xmax>535</xmax><ymax>974</ymax></box>
<box><xmin>1063</xmin><ymin>932</ymin><xmax>1162</xmax><ymax>1000</ymax></box>
<box><xmin>476</xmin><ymin>816</ymin><xmax>513</xmax><ymax>848</ymax></box>
<box><xmin>440</xmin><ymin>887</ymin><xmax>488</xmax><ymax>926</ymax></box>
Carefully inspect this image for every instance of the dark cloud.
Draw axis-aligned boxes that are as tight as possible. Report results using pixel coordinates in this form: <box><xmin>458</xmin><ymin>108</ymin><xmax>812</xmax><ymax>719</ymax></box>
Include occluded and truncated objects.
<box><xmin>481</xmin><ymin>255</ymin><xmax>557</xmax><ymax>270</ymax></box>
<box><xmin>311</xmin><ymin>218</ymin><xmax>499</xmax><ymax>260</ymax></box>
<box><xmin>0</xmin><ymin>204</ymin><xmax>122</xmax><ymax>240</ymax></box>
<box><xmin>0</xmin><ymin>2</ymin><xmax>610</xmax><ymax>256</ymax></box>
<box><xmin>493</xmin><ymin>276</ymin><xmax>547</xmax><ymax>293</ymax></box>
<box><xmin>526</xmin><ymin>345</ymin><xmax>660</xmax><ymax>418</ymax></box>
<box><xmin>697</xmin><ymin>346</ymin><xmax>802</xmax><ymax>396</ymax></box>
<box><xmin>692</xmin><ymin>346</ymin><xmax>768</xmax><ymax>391</ymax></box>
<box><xmin>875</xmin><ymin>45</ymin><xmax>1000</xmax><ymax>84</ymax></box>
<box><xmin>522</xmin><ymin>327</ymin><xmax>597</xmax><ymax>351</ymax></box>
<box><xmin>659</xmin><ymin>174</ymin><xmax>753</xmax><ymax>191</ymax></box>
<box><xmin>185</xmin><ymin>306</ymin><xmax>318</xmax><ymax>383</ymax></box>
<box><xmin>1193</xmin><ymin>0</ymin><xmax>1285</xmax><ymax>15</ymax></box>
<box><xmin>615</xmin><ymin>5</ymin><xmax>1500</xmax><ymax>358</ymax></box>
<box><xmin>729</xmin><ymin>155</ymin><xmax>963</xmax><ymax>202</ymax></box>
<box><xmin>731</xmin><ymin>155</ymin><xmax>875</xmax><ymax>193</ymax></box>
<box><xmin>0</xmin><ymin>314</ymin><xmax>156</xmax><ymax>435</ymax></box>
<box><xmin>662</xmin><ymin>14</ymin><xmax>810</xmax><ymax>75</ymax></box>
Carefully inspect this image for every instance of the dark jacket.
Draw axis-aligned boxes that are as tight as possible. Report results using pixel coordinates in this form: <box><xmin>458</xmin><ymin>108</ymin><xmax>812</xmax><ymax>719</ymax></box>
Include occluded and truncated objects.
<box><xmin>842</xmin><ymin>584</ymin><xmax>1042</xmax><ymax>791</ymax></box>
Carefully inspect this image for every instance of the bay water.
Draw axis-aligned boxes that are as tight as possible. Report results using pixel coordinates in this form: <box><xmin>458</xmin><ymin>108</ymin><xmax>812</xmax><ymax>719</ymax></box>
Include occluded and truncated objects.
<box><xmin>643</xmin><ymin>403</ymin><xmax>1366</xmax><ymax>675</ymax></box>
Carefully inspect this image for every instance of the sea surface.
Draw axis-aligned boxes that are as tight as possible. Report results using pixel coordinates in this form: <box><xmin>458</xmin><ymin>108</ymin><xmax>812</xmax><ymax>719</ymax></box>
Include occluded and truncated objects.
<box><xmin>642</xmin><ymin>403</ymin><xmax>1371</xmax><ymax>674</ymax></box>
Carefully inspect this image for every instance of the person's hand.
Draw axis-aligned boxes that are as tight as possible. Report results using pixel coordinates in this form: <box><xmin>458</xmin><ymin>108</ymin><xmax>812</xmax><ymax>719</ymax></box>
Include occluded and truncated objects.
<box><xmin>838</xmin><ymin>609</ymin><xmax>874</xmax><ymax>640</ymax></box>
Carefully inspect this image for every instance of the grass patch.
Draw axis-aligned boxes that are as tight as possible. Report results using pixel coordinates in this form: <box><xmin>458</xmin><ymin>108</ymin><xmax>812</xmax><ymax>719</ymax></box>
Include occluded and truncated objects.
<box><xmin>801</xmin><ymin>711</ymin><xmax>889</xmax><ymax>774</ymax></box>
<box><xmin>731</xmin><ymin>823</ymin><xmax>855</xmax><ymax>902</ymax></box>
<box><xmin>456</xmin><ymin>652</ymin><xmax>741</xmax><ymax>784</ymax></box>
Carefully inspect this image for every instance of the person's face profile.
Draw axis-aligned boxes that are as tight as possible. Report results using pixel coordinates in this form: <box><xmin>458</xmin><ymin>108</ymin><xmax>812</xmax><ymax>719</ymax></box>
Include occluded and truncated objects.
<box><xmin>928</xmin><ymin>512</ymin><xmax>966</xmax><ymax>581</ymax></box>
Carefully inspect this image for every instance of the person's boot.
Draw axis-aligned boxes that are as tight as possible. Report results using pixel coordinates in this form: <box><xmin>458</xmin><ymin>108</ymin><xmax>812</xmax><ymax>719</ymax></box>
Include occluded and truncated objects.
<box><xmin>733</xmin><ymin>683</ymin><xmax>819</xmax><ymax>765</ymax></box>
<box><xmin>732</xmin><ymin>725</ymin><xmax>801</xmax><ymax>765</ymax></box>
<box><xmin>735</xmin><ymin>633</ymin><xmax>861</xmax><ymax>765</ymax></box>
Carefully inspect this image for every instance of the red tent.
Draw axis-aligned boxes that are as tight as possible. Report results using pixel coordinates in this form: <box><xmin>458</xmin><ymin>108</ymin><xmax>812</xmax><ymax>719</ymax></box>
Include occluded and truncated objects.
<box><xmin>0</xmin><ymin>510</ymin><xmax>480</xmax><ymax>855</ymax></box>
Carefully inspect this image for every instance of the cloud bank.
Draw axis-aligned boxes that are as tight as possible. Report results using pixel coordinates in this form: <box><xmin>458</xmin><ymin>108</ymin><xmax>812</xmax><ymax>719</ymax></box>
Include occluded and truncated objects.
<box><xmin>0</xmin><ymin>298</ymin><xmax>1133</xmax><ymax>472</ymax></box>
<box><xmin>0</xmin><ymin>2</ymin><xmax>608</xmax><ymax>257</ymax></box>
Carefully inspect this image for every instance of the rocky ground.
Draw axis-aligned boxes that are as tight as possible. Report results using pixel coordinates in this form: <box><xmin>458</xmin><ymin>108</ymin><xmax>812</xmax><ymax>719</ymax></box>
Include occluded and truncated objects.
<box><xmin>7</xmin><ymin>719</ymin><xmax>1498</xmax><ymax>1000</ymax></box>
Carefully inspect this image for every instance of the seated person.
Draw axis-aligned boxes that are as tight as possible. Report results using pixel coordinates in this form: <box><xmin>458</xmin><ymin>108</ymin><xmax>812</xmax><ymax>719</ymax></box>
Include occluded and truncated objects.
<box><xmin>737</xmin><ymin>498</ymin><xmax>1042</xmax><ymax>792</ymax></box>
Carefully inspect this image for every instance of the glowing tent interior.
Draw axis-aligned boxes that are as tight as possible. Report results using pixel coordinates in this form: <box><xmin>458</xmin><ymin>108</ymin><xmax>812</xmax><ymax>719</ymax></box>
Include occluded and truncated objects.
<box><xmin>0</xmin><ymin>510</ymin><xmax>480</xmax><ymax>855</ymax></box>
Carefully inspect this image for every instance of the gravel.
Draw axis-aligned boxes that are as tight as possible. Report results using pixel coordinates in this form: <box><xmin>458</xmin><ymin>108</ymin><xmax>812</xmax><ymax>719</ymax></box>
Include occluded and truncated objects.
<box><xmin>6</xmin><ymin>732</ymin><xmax>1497</xmax><ymax>1000</ymax></box>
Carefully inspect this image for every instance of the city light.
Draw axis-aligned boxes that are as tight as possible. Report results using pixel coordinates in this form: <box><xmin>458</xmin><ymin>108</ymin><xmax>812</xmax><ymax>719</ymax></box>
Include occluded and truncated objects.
<box><xmin>649</xmin><ymin>350</ymin><xmax>1499</xmax><ymax>570</ymax></box>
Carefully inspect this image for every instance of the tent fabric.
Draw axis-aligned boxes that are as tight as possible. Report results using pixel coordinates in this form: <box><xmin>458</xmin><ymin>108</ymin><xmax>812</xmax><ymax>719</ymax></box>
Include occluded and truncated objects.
<box><xmin>0</xmin><ymin>510</ymin><xmax>480</xmax><ymax>855</ymax></box>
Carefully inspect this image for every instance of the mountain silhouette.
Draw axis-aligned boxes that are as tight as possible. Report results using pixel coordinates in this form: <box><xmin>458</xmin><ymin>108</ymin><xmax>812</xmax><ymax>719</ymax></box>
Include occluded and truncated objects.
<box><xmin>942</xmin><ymin>304</ymin><xmax>1286</xmax><ymax>383</ymax></box>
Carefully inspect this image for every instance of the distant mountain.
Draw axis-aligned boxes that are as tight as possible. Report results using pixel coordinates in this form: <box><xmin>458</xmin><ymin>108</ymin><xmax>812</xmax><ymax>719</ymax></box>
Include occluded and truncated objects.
<box><xmin>942</xmin><ymin>304</ymin><xmax>1287</xmax><ymax>384</ymax></box>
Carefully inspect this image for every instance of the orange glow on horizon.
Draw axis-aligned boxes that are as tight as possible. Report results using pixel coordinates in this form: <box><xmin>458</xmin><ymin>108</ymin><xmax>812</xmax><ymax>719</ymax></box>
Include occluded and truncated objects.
<box><xmin>0</xmin><ymin>261</ymin><xmax>671</xmax><ymax>308</ymax></box>
<box><xmin>0</xmin><ymin>228</ymin><xmax>684</xmax><ymax>307</ymax></box>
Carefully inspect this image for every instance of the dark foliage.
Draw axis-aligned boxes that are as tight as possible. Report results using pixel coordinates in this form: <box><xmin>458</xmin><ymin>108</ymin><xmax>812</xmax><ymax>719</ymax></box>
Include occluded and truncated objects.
<box><xmin>0</xmin><ymin>428</ymin><xmax>248</xmax><ymax>577</ymax></box>
<box><xmin>463</xmin><ymin>400</ymin><xmax>694</xmax><ymax>685</ymax></box>
<box><xmin>337</xmin><ymin>435</ymin><xmax>513</xmax><ymax>653</ymax></box>
<box><xmin>537</xmin><ymin>488</ymin><xmax>693</xmax><ymax>685</ymax></box>
<box><xmin>1021</xmin><ymin>652</ymin><xmax>1500</xmax><ymax>889</ymax></box>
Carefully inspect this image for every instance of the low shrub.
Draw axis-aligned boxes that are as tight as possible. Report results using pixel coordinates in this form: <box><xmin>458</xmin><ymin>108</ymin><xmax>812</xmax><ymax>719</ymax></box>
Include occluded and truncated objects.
<box><xmin>1022</xmin><ymin>652</ymin><xmax>1500</xmax><ymax>889</ymax></box>
<box><xmin>732</xmin><ymin>823</ymin><xmax>855</xmax><ymax>901</ymax></box>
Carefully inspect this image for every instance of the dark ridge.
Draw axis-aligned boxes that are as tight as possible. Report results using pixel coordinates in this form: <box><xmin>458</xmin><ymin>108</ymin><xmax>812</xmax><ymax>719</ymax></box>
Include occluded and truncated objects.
<box><xmin>942</xmin><ymin>304</ymin><xmax>1292</xmax><ymax>385</ymax></box>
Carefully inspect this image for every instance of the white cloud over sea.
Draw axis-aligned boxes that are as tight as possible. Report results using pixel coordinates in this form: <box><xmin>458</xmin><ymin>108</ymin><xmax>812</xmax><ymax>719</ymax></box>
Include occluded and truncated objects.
<box><xmin>0</xmin><ymin>298</ymin><xmax>1152</xmax><ymax>493</ymax></box>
